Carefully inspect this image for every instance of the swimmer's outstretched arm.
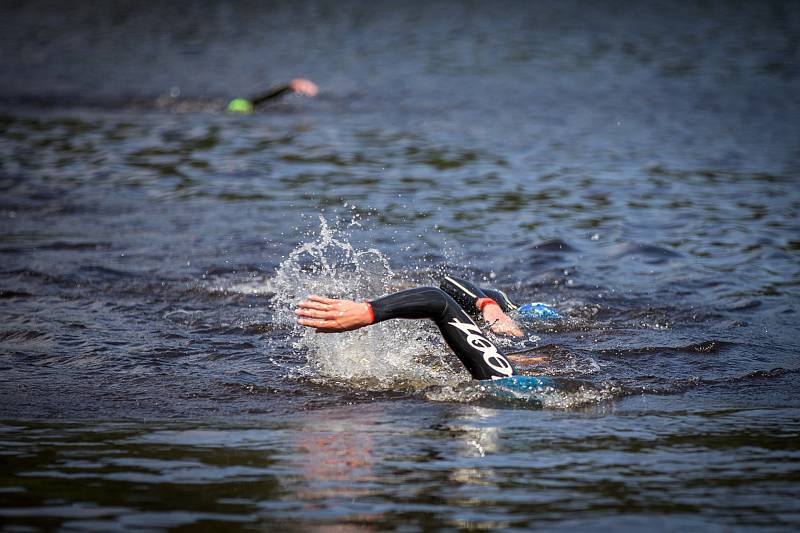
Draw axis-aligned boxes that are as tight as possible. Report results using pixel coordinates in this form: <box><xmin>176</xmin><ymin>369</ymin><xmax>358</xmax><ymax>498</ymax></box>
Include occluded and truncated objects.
<box><xmin>296</xmin><ymin>289</ymin><xmax>517</xmax><ymax>380</ymax></box>
<box><xmin>251</xmin><ymin>78</ymin><xmax>319</xmax><ymax>107</ymax></box>
<box><xmin>439</xmin><ymin>275</ymin><xmax>522</xmax><ymax>337</ymax></box>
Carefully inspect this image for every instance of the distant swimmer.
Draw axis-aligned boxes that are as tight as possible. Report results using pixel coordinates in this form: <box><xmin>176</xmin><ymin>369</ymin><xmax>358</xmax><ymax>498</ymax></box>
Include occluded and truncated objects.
<box><xmin>228</xmin><ymin>78</ymin><xmax>319</xmax><ymax>113</ymax></box>
<box><xmin>295</xmin><ymin>275</ymin><xmax>560</xmax><ymax>381</ymax></box>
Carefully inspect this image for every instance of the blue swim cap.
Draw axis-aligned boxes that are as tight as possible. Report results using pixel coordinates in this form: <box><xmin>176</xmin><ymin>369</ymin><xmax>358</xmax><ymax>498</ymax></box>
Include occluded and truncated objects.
<box><xmin>517</xmin><ymin>302</ymin><xmax>560</xmax><ymax>319</ymax></box>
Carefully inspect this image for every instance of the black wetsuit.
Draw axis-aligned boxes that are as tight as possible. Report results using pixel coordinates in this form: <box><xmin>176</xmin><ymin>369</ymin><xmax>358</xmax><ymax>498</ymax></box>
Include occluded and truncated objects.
<box><xmin>368</xmin><ymin>276</ymin><xmax>520</xmax><ymax>381</ymax></box>
<box><xmin>250</xmin><ymin>84</ymin><xmax>294</xmax><ymax>108</ymax></box>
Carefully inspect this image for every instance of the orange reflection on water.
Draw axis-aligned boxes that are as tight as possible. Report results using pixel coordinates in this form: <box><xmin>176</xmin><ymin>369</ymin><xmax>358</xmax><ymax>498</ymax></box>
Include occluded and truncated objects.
<box><xmin>292</xmin><ymin>406</ymin><xmax>385</xmax><ymax>524</ymax></box>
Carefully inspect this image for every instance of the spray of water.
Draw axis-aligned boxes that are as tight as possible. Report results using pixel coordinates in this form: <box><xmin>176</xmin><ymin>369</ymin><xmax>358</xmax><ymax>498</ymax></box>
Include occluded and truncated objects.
<box><xmin>271</xmin><ymin>216</ymin><xmax>467</xmax><ymax>390</ymax></box>
<box><xmin>424</xmin><ymin>379</ymin><xmax>618</xmax><ymax>409</ymax></box>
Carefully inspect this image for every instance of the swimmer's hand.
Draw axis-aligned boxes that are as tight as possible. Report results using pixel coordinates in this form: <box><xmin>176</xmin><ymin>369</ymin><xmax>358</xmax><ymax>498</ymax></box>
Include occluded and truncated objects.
<box><xmin>289</xmin><ymin>78</ymin><xmax>319</xmax><ymax>97</ymax></box>
<box><xmin>295</xmin><ymin>295</ymin><xmax>372</xmax><ymax>333</ymax></box>
<box><xmin>482</xmin><ymin>303</ymin><xmax>523</xmax><ymax>337</ymax></box>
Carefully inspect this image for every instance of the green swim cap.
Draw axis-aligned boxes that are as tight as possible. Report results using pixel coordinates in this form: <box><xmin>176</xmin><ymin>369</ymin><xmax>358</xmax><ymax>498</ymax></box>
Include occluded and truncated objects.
<box><xmin>227</xmin><ymin>98</ymin><xmax>253</xmax><ymax>114</ymax></box>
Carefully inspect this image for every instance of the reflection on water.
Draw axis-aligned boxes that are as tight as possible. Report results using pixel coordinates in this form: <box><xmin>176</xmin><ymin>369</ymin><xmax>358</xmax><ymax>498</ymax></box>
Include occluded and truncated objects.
<box><xmin>6</xmin><ymin>402</ymin><xmax>799</xmax><ymax>530</ymax></box>
<box><xmin>292</xmin><ymin>407</ymin><xmax>380</xmax><ymax>519</ymax></box>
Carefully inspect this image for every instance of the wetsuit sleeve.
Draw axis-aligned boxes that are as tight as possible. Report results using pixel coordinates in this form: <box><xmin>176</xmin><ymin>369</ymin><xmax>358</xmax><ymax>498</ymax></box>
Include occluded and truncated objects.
<box><xmin>438</xmin><ymin>275</ymin><xmax>518</xmax><ymax>313</ymax></box>
<box><xmin>369</xmin><ymin>287</ymin><xmax>516</xmax><ymax>380</ymax></box>
<box><xmin>438</xmin><ymin>275</ymin><xmax>487</xmax><ymax>316</ymax></box>
<box><xmin>480</xmin><ymin>288</ymin><xmax>519</xmax><ymax>312</ymax></box>
<box><xmin>250</xmin><ymin>84</ymin><xmax>292</xmax><ymax>107</ymax></box>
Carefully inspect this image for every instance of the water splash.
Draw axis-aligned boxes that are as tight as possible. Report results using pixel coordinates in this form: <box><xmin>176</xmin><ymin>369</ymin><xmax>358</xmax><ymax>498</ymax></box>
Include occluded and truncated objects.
<box><xmin>425</xmin><ymin>377</ymin><xmax>618</xmax><ymax>409</ymax></box>
<box><xmin>271</xmin><ymin>216</ymin><xmax>465</xmax><ymax>389</ymax></box>
<box><xmin>271</xmin><ymin>215</ymin><xmax>395</xmax><ymax>325</ymax></box>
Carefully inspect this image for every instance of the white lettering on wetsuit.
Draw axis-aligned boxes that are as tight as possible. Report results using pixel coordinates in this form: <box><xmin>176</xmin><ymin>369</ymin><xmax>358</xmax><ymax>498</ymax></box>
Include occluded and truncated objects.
<box><xmin>448</xmin><ymin>318</ymin><xmax>514</xmax><ymax>379</ymax></box>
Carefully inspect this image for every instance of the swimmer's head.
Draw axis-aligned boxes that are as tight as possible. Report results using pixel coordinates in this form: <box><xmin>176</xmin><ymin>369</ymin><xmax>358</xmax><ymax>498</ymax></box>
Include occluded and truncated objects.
<box><xmin>517</xmin><ymin>303</ymin><xmax>560</xmax><ymax>319</ymax></box>
<box><xmin>227</xmin><ymin>98</ymin><xmax>253</xmax><ymax>113</ymax></box>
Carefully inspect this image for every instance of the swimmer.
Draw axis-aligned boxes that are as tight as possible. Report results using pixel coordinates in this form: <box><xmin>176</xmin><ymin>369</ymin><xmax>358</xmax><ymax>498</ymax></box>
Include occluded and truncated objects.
<box><xmin>228</xmin><ymin>78</ymin><xmax>319</xmax><ymax>113</ymax></box>
<box><xmin>296</xmin><ymin>275</ymin><xmax>537</xmax><ymax>381</ymax></box>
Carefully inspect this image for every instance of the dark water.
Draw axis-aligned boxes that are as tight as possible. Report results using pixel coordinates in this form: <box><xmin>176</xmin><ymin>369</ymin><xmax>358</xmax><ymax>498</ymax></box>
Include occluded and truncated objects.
<box><xmin>1</xmin><ymin>1</ymin><xmax>799</xmax><ymax>530</ymax></box>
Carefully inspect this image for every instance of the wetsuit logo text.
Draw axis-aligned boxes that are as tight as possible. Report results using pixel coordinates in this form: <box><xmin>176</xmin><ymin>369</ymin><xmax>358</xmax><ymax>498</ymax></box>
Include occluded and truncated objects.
<box><xmin>448</xmin><ymin>318</ymin><xmax>514</xmax><ymax>378</ymax></box>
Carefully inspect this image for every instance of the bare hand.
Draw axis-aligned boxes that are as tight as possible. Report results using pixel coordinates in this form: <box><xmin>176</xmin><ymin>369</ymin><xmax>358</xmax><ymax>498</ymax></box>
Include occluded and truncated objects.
<box><xmin>482</xmin><ymin>303</ymin><xmax>523</xmax><ymax>337</ymax></box>
<box><xmin>289</xmin><ymin>78</ymin><xmax>319</xmax><ymax>97</ymax></box>
<box><xmin>295</xmin><ymin>295</ymin><xmax>372</xmax><ymax>333</ymax></box>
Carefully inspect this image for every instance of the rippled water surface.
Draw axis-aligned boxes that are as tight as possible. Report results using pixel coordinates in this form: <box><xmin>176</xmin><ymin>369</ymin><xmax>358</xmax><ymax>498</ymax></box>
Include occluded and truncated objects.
<box><xmin>1</xmin><ymin>1</ymin><xmax>799</xmax><ymax>530</ymax></box>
